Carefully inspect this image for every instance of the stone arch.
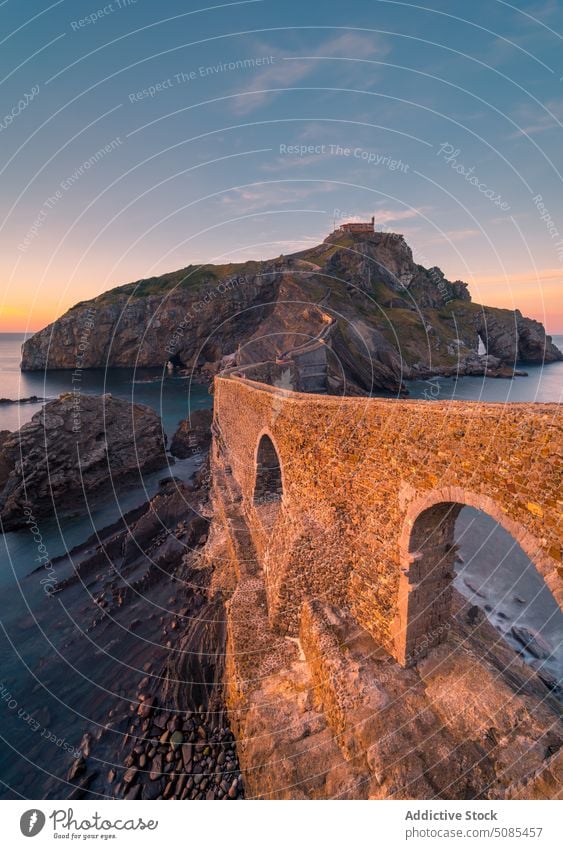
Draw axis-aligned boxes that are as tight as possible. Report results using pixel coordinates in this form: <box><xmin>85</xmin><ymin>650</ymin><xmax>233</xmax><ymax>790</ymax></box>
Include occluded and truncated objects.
<box><xmin>253</xmin><ymin>431</ymin><xmax>283</xmax><ymax>526</ymax></box>
<box><xmin>393</xmin><ymin>487</ymin><xmax>561</xmax><ymax>667</ymax></box>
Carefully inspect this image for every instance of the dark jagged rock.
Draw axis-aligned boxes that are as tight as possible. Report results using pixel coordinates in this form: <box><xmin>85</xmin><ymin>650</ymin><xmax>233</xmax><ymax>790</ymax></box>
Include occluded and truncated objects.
<box><xmin>329</xmin><ymin>322</ymin><xmax>405</xmax><ymax>395</ymax></box>
<box><xmin>170</xmin><ymin>409</ymin><xmax>213</xmax><ymax>459</ymax></box>
<box><xmin>0</xmin><ymin>395</ymin><xmax>47</xmax><ymax>404</ymax></box>
<box><xmin>471</xmin><ymin>306</ymin><xmax>562</xmax><ymax>365</ymax></box>
<box><xmin>516</xmin><ymin>311</ymin><xmax>562</xmax><ymax>362</ymax></box>
<box><xmin>0</xmin><ymin>393</ymin><xmax>169</xmax><ymax>530</ymax></box>
<box><xmin>511</xmin><ymin>625</ymin><xmax>553</xmax><ymax>660</ymax></box>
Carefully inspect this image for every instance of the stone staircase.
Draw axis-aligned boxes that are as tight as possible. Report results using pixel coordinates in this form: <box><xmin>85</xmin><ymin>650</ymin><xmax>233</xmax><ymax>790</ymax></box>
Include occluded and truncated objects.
<box><xmin>213</xmin><ymin>462</ymin><xmax>260</xmax><ymax>581</ymax></box>
<box><xmin>299</xmin><ymin>599</ymin><xmax>496</xmax><ymax>799</ymax></box>
<box><xmin>212</xmin><ymin>460</ymin><xmax>295</xmax><ymax>697</ymax></box>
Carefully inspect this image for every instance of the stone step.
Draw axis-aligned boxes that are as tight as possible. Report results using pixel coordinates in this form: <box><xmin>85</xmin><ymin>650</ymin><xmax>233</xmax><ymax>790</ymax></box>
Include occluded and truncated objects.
<box><xmin>213</xmin><ymin>464</ymin><xmax>260</xmax><ymax>578</ymax></box>
<box><xmin>299</xmin><ymin>599</ymin><xmax>490</xmax><ymax>799</ymax></box>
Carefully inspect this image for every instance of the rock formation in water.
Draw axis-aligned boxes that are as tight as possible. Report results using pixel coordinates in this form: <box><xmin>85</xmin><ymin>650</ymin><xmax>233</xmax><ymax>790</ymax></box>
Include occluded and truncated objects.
<box><xmin>0</xmin><ymin>393</ymin><xmax>169</xmax><ymax>531</ymax></box>
<box><xmin>20</xmin><ymin>230</ymin><xmax>561</xmax><ymax>394</ymax></box>
<box><xmin>170</xmin><ymin>409</ymin><xmax>213</xmax><ymax>459</ymax></box>
<box><xmin>0</xmin><ymin>395</ymin><xmax>47</xmax><ymax>405</ymax></box>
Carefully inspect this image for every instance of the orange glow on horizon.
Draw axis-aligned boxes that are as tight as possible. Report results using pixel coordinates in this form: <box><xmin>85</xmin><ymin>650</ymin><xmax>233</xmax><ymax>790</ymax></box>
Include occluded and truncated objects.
<box><xmin>1</xmin><ymin>265</ymin><xmax>562</xmax><ymax>335</ymax></box>
<box><xmin>0</xmin><ymin>298</ymin><xmax>69</xmax><ymax>334</ymax></box>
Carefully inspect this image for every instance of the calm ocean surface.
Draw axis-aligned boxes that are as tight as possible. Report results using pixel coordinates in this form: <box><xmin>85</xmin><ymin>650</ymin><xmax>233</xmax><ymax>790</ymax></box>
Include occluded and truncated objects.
<box><xmin>406</xmin><ymin>340</ymin><xmax>563</xmax><ymax>403</ymax></box>
<box><xmin>0</xmin><ymin>331</ymin><xmax>561</xmax><ymax>797</ymax></box>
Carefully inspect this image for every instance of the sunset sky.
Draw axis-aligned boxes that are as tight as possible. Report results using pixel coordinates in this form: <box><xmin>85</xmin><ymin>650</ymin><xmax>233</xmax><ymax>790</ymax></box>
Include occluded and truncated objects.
<box><xmin>1</xmin><ymin>0</ymin><xmax>562</xmax><ymax>333</ymax></box>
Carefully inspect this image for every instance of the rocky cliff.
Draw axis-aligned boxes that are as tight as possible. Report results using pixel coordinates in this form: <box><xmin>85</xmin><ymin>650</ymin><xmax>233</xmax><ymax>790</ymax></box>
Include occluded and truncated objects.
<box><xmin>0</xmin><ymin>393</ymin><xmax>169</xmax><ymax>530</ymax></box>
<box><xmin>21</xmin><ymin>231</ymin><xmax>561</xmax><ymax>393</ymax></box>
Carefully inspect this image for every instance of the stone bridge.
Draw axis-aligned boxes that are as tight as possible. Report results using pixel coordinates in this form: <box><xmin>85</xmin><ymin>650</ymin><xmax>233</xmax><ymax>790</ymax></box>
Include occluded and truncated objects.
<box><xmin>212</xmin><ymin>373</ymin><xmax>562</xmax><ymax>667</ymax></box>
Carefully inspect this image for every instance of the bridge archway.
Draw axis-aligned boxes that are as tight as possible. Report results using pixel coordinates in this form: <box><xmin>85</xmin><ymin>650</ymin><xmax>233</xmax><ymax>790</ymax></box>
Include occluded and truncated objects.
<box><xmin>393</xmin><ymin>488</ymin><xmax>561</xmax><ymax>667</ymax></box>
<box><xmin>253</xmin><ymin>432</ymin><xmax>283</xmax><ymax>527</ymax></box>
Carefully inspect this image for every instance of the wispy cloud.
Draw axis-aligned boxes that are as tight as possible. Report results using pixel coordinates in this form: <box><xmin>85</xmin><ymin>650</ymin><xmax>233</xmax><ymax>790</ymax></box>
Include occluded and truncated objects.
<box><xmin>226</xmin><ymin>236</ymin><xmax>327</xmax><ymax>261</ymax></box>
<box><xmin>217</xmin><ymin>180</ymin><xmax>340</xmax><ymax>212</ymax></box>
<box><xmin>507</xmin><ymin>98</ymin><xmax>563</xmax><ymax>138</ymax></box>
<box><xmin>231</xmin><ymin>33</ymin><xmax>389</xmax><ymax>115</ymax></box>
<box><xmin>373</xmin><ymin>208</ymin><xmax>423</xmax><ymax>225</ymax></box>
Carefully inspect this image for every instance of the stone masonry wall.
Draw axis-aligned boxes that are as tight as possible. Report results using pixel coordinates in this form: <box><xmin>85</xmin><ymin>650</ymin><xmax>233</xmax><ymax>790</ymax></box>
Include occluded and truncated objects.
<box><xmin>212</xmin><ymin>375</ymin><xmax>562</xmax><ymax>664</ymax></box>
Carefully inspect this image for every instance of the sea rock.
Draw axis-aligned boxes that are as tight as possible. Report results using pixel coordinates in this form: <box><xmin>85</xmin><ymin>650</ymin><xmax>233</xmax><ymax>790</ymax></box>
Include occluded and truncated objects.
<box><xmin>123</xmin><ymin>767</ymin><xmax>138</xmax><ymax>784</ymax></box>
<box><xmin>170</xmin><ymin>730</ymin><xmax>184</xmax><ymax>750</ymax></box>
<box><xmin>473</xmin><ymin>307</ymin><xmax>562</xmax><ymax>365</ymax></box>
<box><xmin>0</xmin><ymin>395</ymin><xmax>46</xmax><ymax>405</ymax></box>
<box><xmin>137</xmin><ymin>696</ymin><xmax>155</xmax><ymax>718</ymax></box>
<box><xmin>510</xmin><ymin>626</ymin><xmax>553</xmax><ymax>659</ymax></box>
<box><xmin>0</xmin><ymin>431</ymin><xmax>12</xmax><ymax>480</ymax></box>
<box><xmin>516</xmin><ymin>311</ymin><xmax>562</xmax><ymax>362</ymax></box>
<box><xmin>125</xmin><ymin>784</ymin><xmax>142</xmax><ymax>799</ymax></box>
<box><xmin>149</xmin><ymin>754</ymin><xmax>163</xmax><ymax>781</ymax></box>
<box><xmin>67</xmin><ymin>756</ymin><xmax>86</xmax><ymax>781</ymax></box>
<box><xmin>181</xmin><ymin>742</ymin><xmax>193</xmax><ymax>766</ymax></box>
<box><xmin>170</xmin><ymin>409</ymin><xmax>213</xmax><ymax>458</ymax></box>
<box><xmin>0</xmin><ymin>394</ymin><xmax>169</xmax><ymax>530</ymax></box>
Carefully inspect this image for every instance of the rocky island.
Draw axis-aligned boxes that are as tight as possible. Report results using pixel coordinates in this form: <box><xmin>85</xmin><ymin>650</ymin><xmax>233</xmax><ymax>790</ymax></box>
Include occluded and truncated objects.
<box><xmin>20</xmin><ymin>228</ymin><xmax>561</xmax><ymax>394</ymax></box>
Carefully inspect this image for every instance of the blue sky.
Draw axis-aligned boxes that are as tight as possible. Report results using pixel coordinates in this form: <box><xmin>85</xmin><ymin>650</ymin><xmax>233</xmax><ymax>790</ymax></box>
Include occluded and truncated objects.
<box><xmin>1</xmin><ymin>0</ymin><xmax>562</xmax><ymax>330</ymax></box>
